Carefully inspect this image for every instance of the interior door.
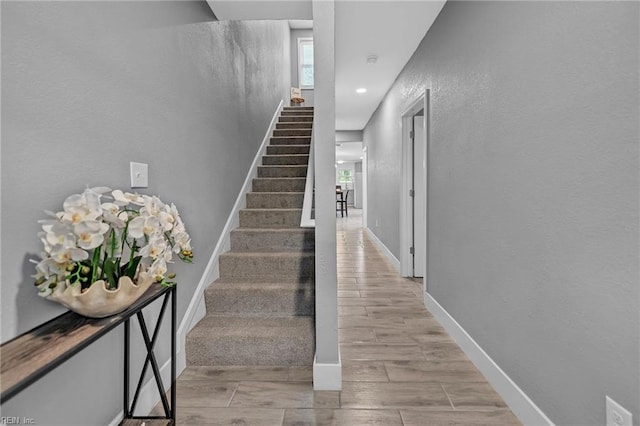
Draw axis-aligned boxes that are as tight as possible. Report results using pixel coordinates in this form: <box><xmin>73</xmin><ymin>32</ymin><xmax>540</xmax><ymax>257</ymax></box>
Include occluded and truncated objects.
<box><xmin>413</xmin><ymin>114</ymin><xmax>426</xmax><ymax>277</ymax></box>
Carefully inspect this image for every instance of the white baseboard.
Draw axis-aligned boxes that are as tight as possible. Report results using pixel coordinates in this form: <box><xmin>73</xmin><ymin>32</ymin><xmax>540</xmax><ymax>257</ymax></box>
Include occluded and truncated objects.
<box><xmin>423</xmin><ymin>292</ymin><xmax>555</xmax><ymax>426</ymax></box>
<box><xmin>365</xmin><ymin>227</ymin><xmax>400</xmax><ymax>271</ymax></box>
<box><xmin>109</xmin><ymin>100</ymin><xmax>285</xmax><ymax>426</ymax></box>
<box><xmin>313</xmin><ymin>353</ymin><xmax>342</xmax><ymax>390</ymax></box>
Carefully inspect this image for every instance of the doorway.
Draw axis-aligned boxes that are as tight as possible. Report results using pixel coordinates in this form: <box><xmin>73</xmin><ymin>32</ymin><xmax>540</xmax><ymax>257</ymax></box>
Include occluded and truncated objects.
<box><xmin>400</xmin><ymin>92</ymin><xmax>428</xmax><ymax>280</ymax></box>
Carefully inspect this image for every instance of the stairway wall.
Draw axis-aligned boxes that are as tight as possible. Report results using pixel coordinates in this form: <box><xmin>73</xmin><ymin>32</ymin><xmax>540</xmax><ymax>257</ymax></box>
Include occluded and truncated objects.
<box><xmin>0</xmin><ymin>3</ymin><xmax>292</xmax><ymax>424</ymax></box>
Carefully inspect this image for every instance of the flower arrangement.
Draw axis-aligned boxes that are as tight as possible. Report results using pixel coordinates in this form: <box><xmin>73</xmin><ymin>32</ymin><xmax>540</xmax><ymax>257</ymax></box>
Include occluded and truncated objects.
<box><xmin>32</xmin><ymin>187</ymin><xmax>192</xmax><ymax>315</ymax></box>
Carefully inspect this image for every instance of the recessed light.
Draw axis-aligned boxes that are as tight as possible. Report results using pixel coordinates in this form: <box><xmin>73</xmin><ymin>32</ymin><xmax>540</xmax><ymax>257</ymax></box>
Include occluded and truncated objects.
<box><xmin>337</xmin><ymin>161</ymin><xmax>345</xmax><ymax>164</ymax></box>
<box><xmin>356</xmin><ymin>88</ymin><xmax>367</xmax><ymax>94</ymax></box>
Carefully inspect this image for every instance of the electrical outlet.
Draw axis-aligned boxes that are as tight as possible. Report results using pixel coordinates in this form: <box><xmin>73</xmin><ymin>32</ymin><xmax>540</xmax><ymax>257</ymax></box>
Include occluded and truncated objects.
<box><xmin>375</xmin><ymin>219</ymin><xmax>379</xmax><ymax>227</ymax></box>
<box><xmin>130</xmin><ymin>162</ymin><xmax>148</xmax><ymax>188</ymax></box>
<box><xmin>606</xmin><ymin>396</ymin><xmax>632</xmax><ymax>426</ymax></box>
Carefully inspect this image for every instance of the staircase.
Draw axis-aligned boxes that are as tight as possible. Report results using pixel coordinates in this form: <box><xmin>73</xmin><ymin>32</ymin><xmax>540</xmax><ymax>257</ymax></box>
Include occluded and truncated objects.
<box><xmin>186</xmin><ymin>106</ymin><xmax>315</xmax><ymax>366</ymax></box>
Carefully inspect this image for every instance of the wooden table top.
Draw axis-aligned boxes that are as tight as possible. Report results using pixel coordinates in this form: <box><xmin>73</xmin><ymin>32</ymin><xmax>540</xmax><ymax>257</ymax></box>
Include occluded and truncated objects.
<box><xmin>1</xmin><ymin>284</ymin><xmax>170</xmax><ymax>402</ymax></box>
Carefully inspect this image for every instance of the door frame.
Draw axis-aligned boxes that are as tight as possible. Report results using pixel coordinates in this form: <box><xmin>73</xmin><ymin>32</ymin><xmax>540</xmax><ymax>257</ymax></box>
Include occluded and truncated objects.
<box><xmin>400</xmin><ymin>91</ymin><xmax>429</xmax><ymax>279</ymax></box>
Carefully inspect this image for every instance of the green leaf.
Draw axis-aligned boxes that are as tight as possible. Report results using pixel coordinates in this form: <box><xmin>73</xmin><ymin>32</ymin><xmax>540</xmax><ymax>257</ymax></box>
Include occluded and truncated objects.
<box><xmin>103</xmin><ymin>259</ymin><xmax>118</xmax><ymax>289</ymax></box>
<box><xmin>123</xmin><ymin>256</ymin><xmax>142</xmax><ymax>280</ymax></box>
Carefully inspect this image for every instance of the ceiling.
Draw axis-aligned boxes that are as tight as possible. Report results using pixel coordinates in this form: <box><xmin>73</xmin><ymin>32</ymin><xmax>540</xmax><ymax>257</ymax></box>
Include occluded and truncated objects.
<box><xmin>336</xmin><ymin>142</ymin><xmax>364</xmax><ymax>162</ymax></box>
<box><xmin>206</xmin><ymin>0</ymin><xmax>447</xmax><ymax>158</ymax></box>
<box><xmin>334</xmin><ymin>1</ymin><xmax>446</xmax><ymax>130</ymax></box>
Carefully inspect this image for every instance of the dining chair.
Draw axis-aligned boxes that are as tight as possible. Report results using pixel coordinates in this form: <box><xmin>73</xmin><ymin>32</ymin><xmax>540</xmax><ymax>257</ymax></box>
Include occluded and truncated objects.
<box><xmin>336</xmin><ymin>189</ymin><xmax>350</xmax><ymax>217</ymax></box>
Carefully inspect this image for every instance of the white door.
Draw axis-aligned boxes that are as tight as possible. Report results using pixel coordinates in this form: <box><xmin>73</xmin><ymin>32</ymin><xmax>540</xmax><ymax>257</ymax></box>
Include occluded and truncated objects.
<box><xmin>413</xmin><ymin>115</ymin><xmax>426</xmax><ymax>277</ymax></box>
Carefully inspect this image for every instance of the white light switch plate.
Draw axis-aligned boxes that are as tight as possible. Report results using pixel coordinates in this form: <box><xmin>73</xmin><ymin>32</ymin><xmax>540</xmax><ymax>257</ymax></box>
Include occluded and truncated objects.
<box><xmin>606</xmin><ymin>396</ymin><xmax>632</xmax><ymax>426</ymax></box>
<box><xmin>130</xmin><ymin>162</ymin><xmax>148</xmax><ymax>188</ymax></box>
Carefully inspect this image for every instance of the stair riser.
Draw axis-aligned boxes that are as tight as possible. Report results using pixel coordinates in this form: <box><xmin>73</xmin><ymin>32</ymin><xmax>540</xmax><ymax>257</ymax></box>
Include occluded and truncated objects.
<box><xmin>230</xmin><ymin>229</ymin><xmax>314</xmax><ymax>251</ymax></box>
<box><xmin>270</xmin><ymin>137</ymin><xmax>311</xmax><ymax>145</ymax></box>
<box><xmin>283</xmin><ymin>106</ymin><xmax>314</xmax><ymax>111</ymax></box>
<box><xmin>246</xmin><ymin>193</ymin><xmax>304</xmax><ymax>209</ymax></box>
<box><xmin>281</xmin><ymin>110</ymin><xmax>314</xmax><ymax>115</ymax></box>
<box><xmin>205</xmin><ymin>286</ymin><xmax>314</xmax><ymax>316</ymax></box>
<box><xmin>276</xmin><ymin>122</ymin><xmax>313</xmax><ymax>130</ymax></box>
<box><xmin>252</xmin><ymin>178</ymin><xmax>306</xmax><ymax>192</ymax></box>
<box><xmin>279</xmin><ymin>116</ymin><xmax>314</xmax><ymax>123</ymax></box>
<box><xmin>273</xmin><ymin>129</ymin><xmax>312</xmax><ymax>137</ymax></box>
<box><xmin>266</xmin><ymin>145</ymin><xmax>310</xmax><ymax>155</ymax></box>
<box><xmin>262</xmin><ymin>155</ymin><xmax>309</xmax><ymax>166</ymax></box>
<box><xmin>219</xmin><ymin>254</ymin><xmax>314</xmax><ymax>280</ymax></box>
<box><xmin>258</xmin><ymin>166</ymin><xmax>307</xmax><ymax>178</ymax></box>
<box><xmin>186</xmin><ymin>335</ymin><xmax>314</xmax><ymax>366</ymax></box>
<box><xmin>239</xmin><ymin>209</ymin><xmax>302</xmax><ymax>228</ymax></box>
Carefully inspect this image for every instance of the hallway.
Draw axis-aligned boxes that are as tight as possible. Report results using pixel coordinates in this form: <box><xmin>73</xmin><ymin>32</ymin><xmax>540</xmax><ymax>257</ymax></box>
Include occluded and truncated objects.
<box><xmin>159</xmin><ymin>209</ymin><xmax>520</xmax><ymax>425</ymax></box>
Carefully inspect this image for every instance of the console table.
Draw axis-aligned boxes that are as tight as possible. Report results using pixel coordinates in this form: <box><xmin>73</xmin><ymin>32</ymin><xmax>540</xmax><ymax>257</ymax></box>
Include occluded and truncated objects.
<box><xmin>0</xmin><ymin>284</ymin><xmax>176</xmax><ymax>425</ymax></box>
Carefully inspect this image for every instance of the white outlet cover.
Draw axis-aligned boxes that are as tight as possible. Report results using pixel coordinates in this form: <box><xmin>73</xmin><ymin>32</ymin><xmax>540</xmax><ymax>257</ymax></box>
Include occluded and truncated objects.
<box><xmin>606</xmin><ymin>396</ymin><xmax>632</xmax><ymax>426</ymax></box>
<box><xmin>130</xmin><ymin>162</ymin><xmax>148</xmax><ymax>188</ymax></box>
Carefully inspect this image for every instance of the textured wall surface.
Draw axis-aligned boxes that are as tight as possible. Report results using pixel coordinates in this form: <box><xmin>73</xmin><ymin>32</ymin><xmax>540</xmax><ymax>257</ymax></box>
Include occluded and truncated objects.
<box><xmin>1</xmin><ymin>1</ymin><xmax>290</xmax><ymax>423</ymax></box>
<box><xmin>364</xmin><ymin>2</ymin><xmax>639</xmax><ymax>424</ymax></box>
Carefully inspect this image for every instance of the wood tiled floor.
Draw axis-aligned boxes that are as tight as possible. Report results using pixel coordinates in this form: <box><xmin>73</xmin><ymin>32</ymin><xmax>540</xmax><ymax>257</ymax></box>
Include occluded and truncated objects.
<box><xmin>158</xmin><ymin>209</ymin><xmax>521</xmax><ymax>425</ymax></box>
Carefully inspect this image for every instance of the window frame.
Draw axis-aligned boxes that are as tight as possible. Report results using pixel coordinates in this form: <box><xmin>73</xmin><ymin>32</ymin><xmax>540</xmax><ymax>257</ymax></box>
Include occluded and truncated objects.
<box><xmin>297</xmin><ymin>37</ymin><xmax>314</xmax><ymax>90</ymax></box>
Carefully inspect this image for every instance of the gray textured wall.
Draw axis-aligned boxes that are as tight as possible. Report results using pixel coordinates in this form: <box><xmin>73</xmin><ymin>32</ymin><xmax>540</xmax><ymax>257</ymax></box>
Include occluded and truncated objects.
<box><xmin>364</xmin><ymin>1</ymin><xmax>639</xmax><ymax>424</ymax></box>
<box><xmin>1</xmin><ymin>1</ymin><xmax>290</xmax><ymax>423</ymax></box>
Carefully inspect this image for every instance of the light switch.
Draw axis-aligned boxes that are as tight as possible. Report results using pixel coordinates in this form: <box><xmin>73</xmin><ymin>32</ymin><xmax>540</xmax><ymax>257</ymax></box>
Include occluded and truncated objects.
<box><xmin>130</xmin><ymin>162</ymin><xmax>148</xmax><ymax>188</ymax></box>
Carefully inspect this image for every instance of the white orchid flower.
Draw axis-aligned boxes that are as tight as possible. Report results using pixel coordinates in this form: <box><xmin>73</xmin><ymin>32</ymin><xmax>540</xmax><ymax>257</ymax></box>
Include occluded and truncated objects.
<box><xmin>158</xmin><ymin>211</ymin><xmax>175</xmax><ymax>231</ymax></box>
<box><xmin>44</xmin><ymin>223</ymin><xmax>76</xmax><ymax>252</ymax></box>
<box><xmin>101</xmin><ymin>202</ymin><xmax>127</xmax><ymax>228</ymax></box>
<box><xmin>139</xmin><ymin>236</ymin><xmax>168</xmax><ymax>260</ymax></box>
<box><xmin>50</xmin><ymin>243</ymin><xmax>89</xmax><ymax>263</ymax></box>
<box><xmin>147</xmin><ymin>258</ymin><xmax>168</xmax><ymax>281</ymax></box>
<box><xmin>112</xmin><ymin>190</ymin><xmax>145</xmax><ymax>207</ymax></box>
<box><xmin>74</xmin><ymin>220</ymin><xmax>109</xmax><ymax>250</ymax></box>
<box><xmin>128</xmin><ymin>215</ymin><xmax>160</xmax><ymax>239</ymax></box>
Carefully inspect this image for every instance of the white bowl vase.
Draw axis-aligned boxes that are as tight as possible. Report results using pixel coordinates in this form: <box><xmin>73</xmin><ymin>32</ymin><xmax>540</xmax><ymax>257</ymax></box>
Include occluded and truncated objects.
<box><xmin>47</xmin><ymin>272</ymin><xmax>155</xmax><ymax>318</ymax></box>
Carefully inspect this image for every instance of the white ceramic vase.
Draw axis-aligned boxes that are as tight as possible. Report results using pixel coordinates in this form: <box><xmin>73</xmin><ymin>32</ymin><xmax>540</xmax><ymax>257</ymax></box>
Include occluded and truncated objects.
<box><xmin>47</xmin><ymin>272</ymin><xmax>155</xmax><ymax>318</ymax></box>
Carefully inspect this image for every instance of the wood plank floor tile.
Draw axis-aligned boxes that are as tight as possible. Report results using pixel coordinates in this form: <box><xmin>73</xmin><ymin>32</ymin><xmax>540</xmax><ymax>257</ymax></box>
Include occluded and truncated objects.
<box><xmin>288</xmin><ymin>366</ymin><xmax>314</xmax><ymax>382</ymax></box>
<box><xmin>339</xmin><ymin>315</ymin><xmax>407</xmax><ymax>329</ymax></box>
<box><xmin>230</xmin><ymin>382</ymin><xmax>340</xmax><ymax>409</ymax></box>
<box><xmin>179</xmin><ymin>366</ymin><xmax>289</xmax><ymax>382</ymax></box>
<box><xmin>174</xmin><ymin>407</ymin><xmax>285</xmax><ymax>425</ymax></box>
<box><xmin>339</xmin><ymin>306</ymin><xmax>367</xmax><ymax>316</ymax></box>
<box><xmin>384</xmin><ymin>360</ymin><xmax>487</xmax><ymax>383</ymax></box>
<box><xmin>341</xmin><ymin>361</ymin><xmax>389</xmax><ymax>382</ymax></box>
<box><xmin>283</xmin><ymin>408</ymin><xmax>403</xmax><ymax>426</ymax></box>
<box><xmin>400</xmin><ymin>409</ymin><xmax>522</xmax><ymax>425</ymax></box>
<box><xmin>420</xmin><ymin>341</ymin><xmax>471</xmax><ymax>361</ymax></box>
<box><xmin>442</xmin><ymin>382</ymin><xmax>509</xmax><ymax>410</ymax></box>
<box><xmin>341</xmin><ymin>343</ymin><xmax>426</xmax><ymax>361</ymax></box>
<box><xmin>340</xmin><ymin>382</ymin><xmax>451</xmax><ymax>409</ymax></box>
<box><xmin>175</xmin><ymin>380</ymin><xmax>238</xmax><ymax>408</ymax></box>
<box><xmin>339</xmin><ymin>328</ymin><xmax>377</xmax><ymax>343</ymax></box>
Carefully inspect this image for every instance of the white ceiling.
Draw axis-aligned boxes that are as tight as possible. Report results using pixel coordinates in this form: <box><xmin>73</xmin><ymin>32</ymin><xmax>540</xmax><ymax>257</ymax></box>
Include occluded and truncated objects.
<box><xmin>335</xmin><ymin>1</ymin><xmax>446</xmax><ymax>130</ymax></box>
<box><xmin>336</xmin><ymin>142</ymin><xmax>363</xmax><ymax>163</ymax></box>
<box><xmin>206</xmin><ymin>0</ymin><xmax>446</xmax><ymax>132</ymax></box>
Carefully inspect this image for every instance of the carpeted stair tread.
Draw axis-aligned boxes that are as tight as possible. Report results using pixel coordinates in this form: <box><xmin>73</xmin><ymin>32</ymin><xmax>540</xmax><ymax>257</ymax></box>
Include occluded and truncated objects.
<box><xmin>262</xmin><ymin>154</ymin><xmax>309</xmax><ymax>165</ymax></box>
<box><xmin>257</xmin><ymin>165</ymin><xmax>307</xmax><ymax>178</ymax></box>
<box><xmin>246</xmin><ymin>192</ymin><xmax>304</xmax><ymax>209</ymax></box>
<box><xmin>231</xmin><ymin>227</ymin><xmax>314</xmax><ymax>252</ymax></box>
<box><xmin>239</xmin><ymin>208</ymin><xmax>302</xmax><ymax>228</ymax></box>
<box><xmin>205</xmin><ymin>280</ymin><xmax>314</xmax><ymax>316</ymax></box>
<box><xmin>266</xmin><ymin>145</ymin><xmax>310</xmax><ymax>155</ymax></box>
<box><xmin>270</xmin><ymin>136</ymin><xmax>311</xmax><ymax>145</ymax></box>
<box><xmin>186</xmin><ymin>316</ymin><xmax>315</xmax><ymax>365</ymax></box>
<box><xmin>252</xmin><ymin>178</ymin><xmax>306</xmax><ymax>192</ymax></box>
